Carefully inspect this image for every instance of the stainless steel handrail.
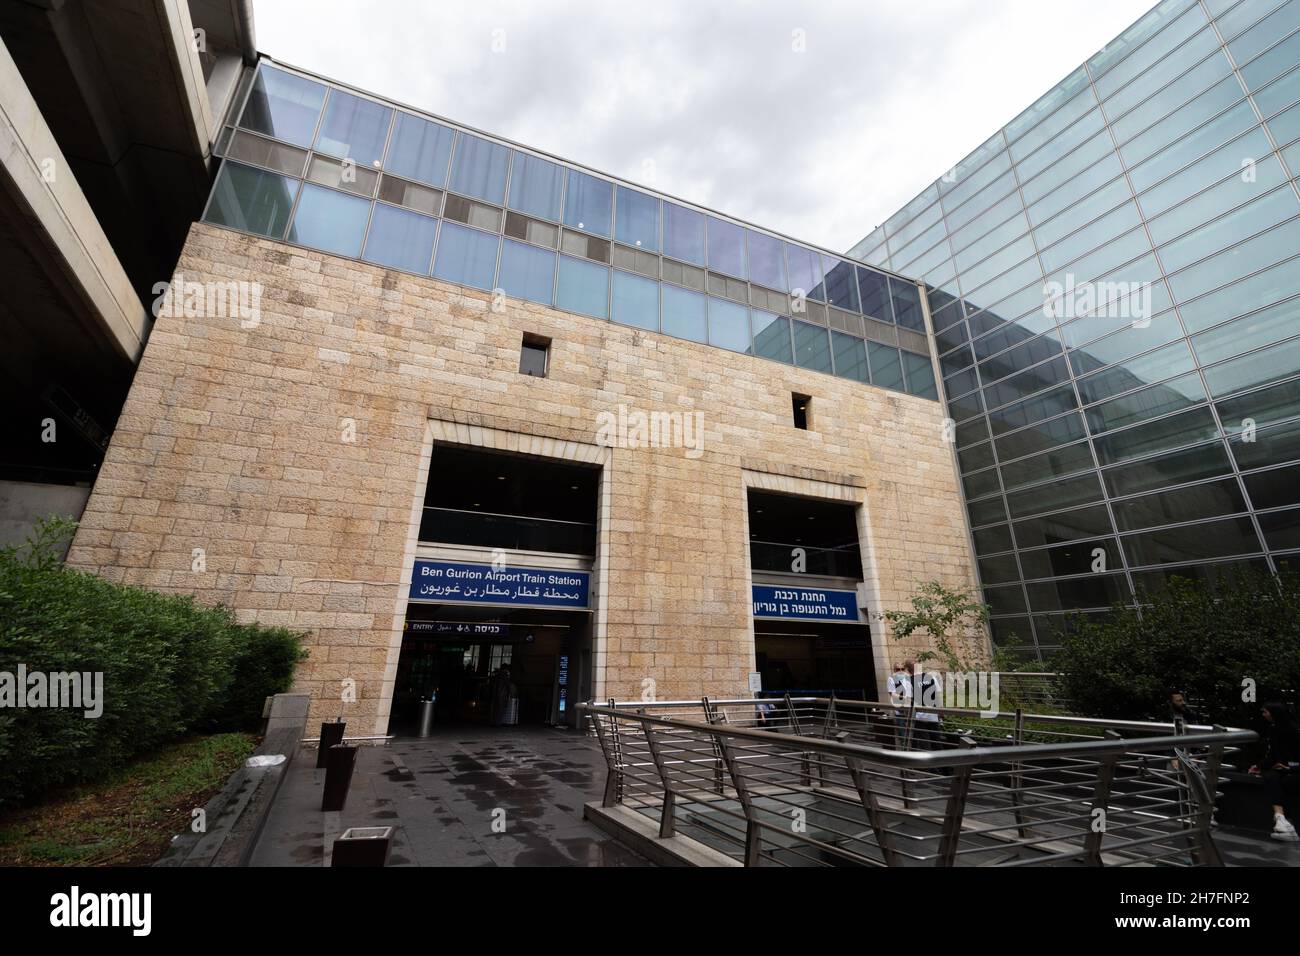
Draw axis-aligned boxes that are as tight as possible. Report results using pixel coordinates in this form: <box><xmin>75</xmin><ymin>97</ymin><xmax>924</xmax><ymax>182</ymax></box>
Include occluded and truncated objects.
<box><xmin>579</xmin><ymin>697</ymin><xmax>1256</xmax><ymax>868</ymax></box>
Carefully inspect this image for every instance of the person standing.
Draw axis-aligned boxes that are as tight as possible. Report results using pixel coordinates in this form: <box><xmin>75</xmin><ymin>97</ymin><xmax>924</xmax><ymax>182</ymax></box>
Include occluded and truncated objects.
<box><xmin>1250</xmin><ymin>702</ymin><xmax>1300</xmax><ymax>842</ymax></box>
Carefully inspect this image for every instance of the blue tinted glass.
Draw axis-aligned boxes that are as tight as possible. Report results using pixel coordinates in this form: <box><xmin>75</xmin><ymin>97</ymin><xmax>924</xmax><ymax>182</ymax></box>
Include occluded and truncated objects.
<box><xmin>793</xmin><ymin>321</ymin><xmax>832</xmax><ymax>372</ymax></box>
<box><xmin>205</xmin><ymin>162</ymin><xmax>298</xmax><ymax>238</ymax></box>
<box><xmin>747</xmin><ymin>230</ymin><xmax>787</xmax><ymax>291</ymax></box>
<box><xmin>708</xmin><ymin>297</ymin><xmax>750</xmax><ymax>352</ymax></box>
<box><xmin>832</xmin><ymin>332</ymin><xmax>868</xmax><ymax>382</ymax></box>
<box><xmin>857</xmin><ymin>267</ymin><xmax>892</xmax><ymax>321</ymax></box>
<box><xmin>663</xmin><ymin>202</ymin><xmax>705</xmax><ymax>265</ymax></box>
<box><xmin>824</xmin><ymin>260</ymin><xmax>860</xmax><ymax>312</ymax></box>
<box><xmin>707</xmin><ymin>217</ymin><xmax>745</xmax><ymax>277</ymax></box>
<box><xmin>508</xmin><ymin>152</ymin><xmax>564</xmax><ymax>221</ymax></box>
<box><xmin>287</xmin><ymin>183</ymin><xmax>371</xmax><ymax>257</ymax></box>
<box><xmin>611</xmin><ymin>270</ymin><xmax>659</xmax><ymax>330</ymax></box>
<box><xmin>787</xmin><ymin>245</ymin><xmax>824</xmax><ymax>301</ymax></box>
<box><xmin>662</xmin><ymin>284</ymin><xmax>707</xmax><ymax>342</ymax></box>
<box><xmin>239</xmin><ymin>67</ymin><xmax>326</xmax><ymax>147</ymax></box>
<box><xmin>498</xmin><ymin>239</ymin><xmax>555</xmax><ymax>304</ymax></box>
<box><xmin>615</xmin><ymin>187</ymin><xmax>660</xmax><ymax>251</ymax></box>
<box><xmin>869</xmin><ymin>342</ymin><xmax>905</xmax><ymax>390</ymax></box>
<box><xmin>385</xmin><ymin>112</ymin><xmax>454</xmax><ymax>186</ymax></box>
<box><xmin>902</xmin><ymin>351</ymin><xmax>938</xmax><ymax>399</ymax></box>
<box><xmin>363</xmin><ymin>203</ymin><xmax>437</xmax><ymax>273</ymax></box>
<box><xmin>448</xmin><ymin>134</ymin><xmax>509</xmax><ymax>204</ymax></box>
<box><xmin>432</xmin><ymin>222</ymin><xmax>499</xmax><ymax>291</ymax></box>
<box><xmin>555</xmin><ymin>255</ymin><xmax>608</xmax><ymax>318</ymax></box>
<box><xmin>314</xmin><ymin>90</ymin><xmax>392</xmax><ymax>167</ymax></box>
<box><xmin>890</xmin><ymin>278</ymin><xmax>925</xmax><ymax>331</ymax></box>
<box><xmin>751</xmin><ymin>311</ymin><xmax>792</xmax><ymax>363</ymax></box>
<box><xmin>563</xmin><ymin>171</ymin><xmax>613</xmax><ymax>236</ymax></box>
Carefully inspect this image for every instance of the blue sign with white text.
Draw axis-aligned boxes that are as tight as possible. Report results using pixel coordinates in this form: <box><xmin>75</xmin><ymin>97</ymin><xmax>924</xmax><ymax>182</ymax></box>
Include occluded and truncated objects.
<box><xmin>752</xmin><ymin>584</ymin><xmax>860</xmax><ymax>622</ymax></box>
<box><xmin>410</xmin><ymin>560</ymin><xmax>590</xmax><ymax>609</ymax></box>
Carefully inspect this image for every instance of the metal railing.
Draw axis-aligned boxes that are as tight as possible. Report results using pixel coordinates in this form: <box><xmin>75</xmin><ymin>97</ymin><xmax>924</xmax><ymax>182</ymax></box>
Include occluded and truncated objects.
<box><xmin>578</xmin><ymin>696</ymin><xmax>1256</xmax><ymax>867</ymax></box>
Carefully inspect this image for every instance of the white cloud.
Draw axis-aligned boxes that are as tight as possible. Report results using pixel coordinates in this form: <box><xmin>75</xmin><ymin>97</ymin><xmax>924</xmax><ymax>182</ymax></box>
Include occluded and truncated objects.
<box><xmin>253</xmin><ymin>0</ymin><xmax>1154</xmax><ymax>253</ymax></box>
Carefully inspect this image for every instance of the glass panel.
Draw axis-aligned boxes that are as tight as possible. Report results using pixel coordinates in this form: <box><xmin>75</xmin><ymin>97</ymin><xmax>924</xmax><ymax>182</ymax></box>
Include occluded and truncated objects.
<box><xmin>707</xmin><ymin>297</ymin><xmax>750</xmax><ymax>352</ymax></box>
<box><xmin>793</xmin><ymin>321</ymin><xmax>832</xmax><ymax>372</ymax></box>
<box><xmin>362</xmin><ymin>203</ymin><xmax>437</xmax><ymax>273</ymax></box>
<box><xmin>1167</xmin><ymin>213</ymin><xmax>1300</xmax><ymax>304</ymax></box>
<box><xmin>750</xmin><ymin>310</ymin><xmax>792</xmax><ymax>363</ymax></box>
<box><xmin>287</xmin><ymin>183</ymin><xmax>370</xmax><ymax>258</ymax></box>
<box><xmin>746</xmin><ymin>230</ymin><xmax>787</xmax><ymax>291</ymax></box>
<box><xmin>786</xmin><ymin>244</ymin><xmax>824</xmax><ymax>301</ymax></box>
<box><xmin>974</xmin><ymin>524</ymin><xmax>1014</xmax><ymax>556</ymax></box>
<box><xmin>384</xmin><ymin>112</ymin><xmax>455</xmax><ymax>186</ymax></box>
<box><xmin>1156</xmin><ymin>182</ymin><xmax>1296</xmax><ymax>272</ymax></box>
<box><xmin>1203</xmin><ymin>335</ymin><xmax>1300</xmax><ymax>398</ymax></box>
<box><xmin>1216</xmin><ymin>376</ymin><xmax>1300</xmax><ymax>432</ymax></box>
<box><xmin>968</xmin><ymin>496</ymin><xmax>1007</xmax><ymax>527</ymax></box>
<box><xmin>1086</xmin><ymin>372</ymin><xmax>1206</xmax><ymax>433</ymax></box>
<box><xmin>555</xmin><ymin>255</ymin><xmax>608</xmax><ymax>318</ymax></box>
<box><xmin>314</xmin><ymin>89</ymin><xmax>392</xmax><ymax>168</ymax></box>
<box><xmin>224</xmin><ymin>130</ymin><xmax>308</xmax><ymax>176</ymax></box>
<box><xmin>857</xmin><ymin>267</ymin><xmax>891</xmax><ymax>322</ymax></box>
<box><xmin>498</xmin><ymin>239</ymin><xmax>555</xmax><ymax>305</ymax></box>
<box><xmin>707</xmin><ymin>217</ymin><xmax>745</xmax><ymax>278</ymax></box>
<box><xmin>614</xmin><ymin>187</ymin><xmax>659</xmax><ymax>251</ymax></box>
<box><xmin>1258</xmin><ymin>507</ymin><xmax>1300</xmax><ymax>551</ymax></box>
<box><xmin>1103</xmin><ymin>440</ymin><xmax>1232</xmax><ymax>496</ymax></box>
<box><xmin>1019</xmin><ymin>537</ymin><xmax>1121</xmax><ymax>580</ymax></box>
<box><xmin>1233</xmin><ymin>417</ymin><xmax>1300</xmax><ymax>469</ymax></box>
<box><xmin>1245</xmin><ymin>463</ymin><xmax>1300</xmax><ymax>510</ymax></box>
<box><xmin>1007</xmin><ymin>472</ymin><xmax>1103</xmax><ymax>519</ymax></box>
<box><xmin>431</xmin><ymin>222</ymin><xmax>499</xmax><ymax>291</ymax></box>
<box><xmin>1025</xmin><ymin>573</ymin><xmax>1127</xmax><ymax>612</ymax></box>
<box><xmin>611</xmin><ymin>270</ymin><xmax>658</xmax><ymax>331</ymax></box>
<box><xmin>377</xmin><ymin>174</ymin><xmax>442</xmax><ymax>215</ymax></box>
<box><xmin>867</xmin><ymin>341</ymin><xmax>904</xmax><ymax>390</ymax></box>
<box><xmin>238</xmin><ymin>66</ymin><xmax>326</xmax><ymax>147</ymax></box>
<box><xmin>1076</xmin><ymin>341</ymin><xmax>1196</xmax><ymax>405</ymax></box>
<box><xmin>663</xmin><ymin>202</ymin><xmax>705</xmax><ymax>266</ymax></box>
<box><xmin>1069</xmin><ymin>316</ymin><xmax>1183</xmax><ymax>377</ymax></box>
<box><xmin>902</xmin><ymin>351</ymin><xmax>937</xmax><ymax>399</ymax></box>
<box><xmin>1093</xmin><ymin>406</ymin><xmax>1220</xmax><ymax>465</ymax></box>
<box><xmin>1121</xmin><ymin>516</ymin><xmax>1262</xmax><ymax>566</ymax></box>
<box><xmin>662</xmin><ymin>284</ymin><xmax>707</xmax><ymax>343</ymax></box>
<box><xmin>507</xmin><ymin>152</ymin><xmax>564</xmax><ymax>221</ymax></box>
<box><xmin>1014</xmin><ymin>504</ymin><xmax>1113</xmax><ymax>548</ymax></box>
<box><xmin>1000</xmin><ymin>442</ymin><xmax>1095</xmax><ymax>491</ymax></box>
<box><xmin>563</xmin><ymin>171</ymin><xmax>613</xmax><ymax>237</ymax></box>
<box><xmin>306</xmin><ymin>154</ymin><xmax>377</xmax><ymax>197</ymax></box>
<box><xmin>823</xmin><ymin>260</ymin><xmax>860</xmax><ymax>313</ymax></box>
<box><xmin>1179</xmin><ymin>257</ymin><xmax>1300</xmax><ymax>334</ymax></box>
<box><xmin>889</xmin><ymin>278</ymin><xmax>924</xmax><ymax>332</ymax></box>
<box><xmin>1111</xmin><ymin>478</ymin><xmax>1246</xmax><ymax>531</ymax></box>
<box><xmin>204</xmin><ymin>162</ymin><xmax>298</xmax><ymax>238</ymax></box>
<box><xmin>448</xmin><ymin>134</ymin><xmax>510</xmax><ymax>205</ymax></box>
<box><xmin>996</xmin><ymin>412</ymin><xmax>1087</xmax><ymax>462</ymax></box>
<box><xmin>831</xmin><ymin>332</ymin><xmax>868</xmax><ymax>383</ymax></box>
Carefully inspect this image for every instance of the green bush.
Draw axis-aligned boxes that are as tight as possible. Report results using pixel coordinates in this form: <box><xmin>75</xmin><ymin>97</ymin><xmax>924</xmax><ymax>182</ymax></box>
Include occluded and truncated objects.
<box><xmin>0</xmin><ymin>521</ymin><xmax>307</xmax><ymax>807</ymax></box>
<box><xmin>1051</xmin><ymin>567</ymin><xmax>1300</xmax><ymax>725</ymax></box>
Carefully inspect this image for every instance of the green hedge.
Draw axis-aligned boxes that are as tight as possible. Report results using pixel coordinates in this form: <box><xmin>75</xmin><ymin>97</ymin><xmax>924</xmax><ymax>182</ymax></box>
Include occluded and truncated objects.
<box><xmin>0</xmin><ymin>545</ymin><xmax>306</xmax><ymax>808</ymax></box>
<box><xmin>1051</xmin><ymin>567</ymin><xmax>1300</xmax><ymax>726</ymax></box>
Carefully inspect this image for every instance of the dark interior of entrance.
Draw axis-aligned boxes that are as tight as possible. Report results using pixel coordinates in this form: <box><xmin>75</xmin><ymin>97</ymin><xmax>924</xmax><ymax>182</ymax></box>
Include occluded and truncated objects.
<box><xmin>748</xmin><ymin>490</ymin><xmax>873</xmax><ymax>699</ymax></box>
<box><xmin>389</xmin><ymin>443</ymin><xmax>598</xmax><ymax>734</ymax></box>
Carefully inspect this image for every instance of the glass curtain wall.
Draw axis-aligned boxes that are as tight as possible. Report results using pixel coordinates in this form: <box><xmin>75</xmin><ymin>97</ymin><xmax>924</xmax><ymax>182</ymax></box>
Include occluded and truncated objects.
<box><xmin>851</xmin><ymin>0</ymin><xmax>1300</xmax><ymax>657</ymax></box>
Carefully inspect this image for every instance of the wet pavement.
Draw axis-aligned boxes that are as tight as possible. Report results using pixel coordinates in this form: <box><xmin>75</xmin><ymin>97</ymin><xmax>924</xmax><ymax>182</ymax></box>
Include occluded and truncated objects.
<box><xmin>249</xmin><ymin>726</ymin><xmax>650</xmax><ymax>867</ymax></box>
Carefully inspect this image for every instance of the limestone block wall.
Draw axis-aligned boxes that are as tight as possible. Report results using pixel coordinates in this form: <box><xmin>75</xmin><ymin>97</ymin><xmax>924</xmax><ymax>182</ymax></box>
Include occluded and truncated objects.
<box><xmin>67</xmin><ymin>223</ymin><xmax>980</xmax><ymax>732</ymax></box>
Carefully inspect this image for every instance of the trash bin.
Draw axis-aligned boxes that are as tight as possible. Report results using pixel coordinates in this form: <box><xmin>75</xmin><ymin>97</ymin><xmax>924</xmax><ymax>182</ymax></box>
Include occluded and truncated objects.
<box><xmin>317</xmin><ymin>720</ymin><xmax>346</xmax><ymax>768</ymax></box>
<box><xmin>332</xmin><ymin>827</ymin><xmax>394</xmax><ymax>867</ymax></box>
<box><xmin>417</xmin><ymin>697</ymin><xmax>435</xmax><ymax>738</ymax></box>
<box><xmin>321</xmin><ymin>744</ymin><xmax>358</xmax><ymax>812</ymax></box>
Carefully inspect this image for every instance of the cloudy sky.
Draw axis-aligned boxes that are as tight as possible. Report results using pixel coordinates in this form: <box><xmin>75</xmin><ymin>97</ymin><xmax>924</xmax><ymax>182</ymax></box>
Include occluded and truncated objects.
<box><xmin>254</xmin><ymin>0</ymin><xmax>1153</xmax><ymax>253</ymax></box>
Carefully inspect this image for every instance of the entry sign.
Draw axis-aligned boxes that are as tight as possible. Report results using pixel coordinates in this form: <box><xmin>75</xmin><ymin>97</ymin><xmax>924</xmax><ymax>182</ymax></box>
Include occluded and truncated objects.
<box><xmin>752</xmin><ymin>584</ymin><xmax>860</xmax><ymax>622</ymax></box>
<box><xmin>410</xmin><ymin>560</ymin><xmax>589</xmax><ymax>609</ymax></box>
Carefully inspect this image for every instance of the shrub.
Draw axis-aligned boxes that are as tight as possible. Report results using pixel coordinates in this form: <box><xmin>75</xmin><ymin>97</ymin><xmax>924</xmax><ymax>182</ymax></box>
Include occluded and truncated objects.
<box><xmin>0</xmin><ymin>519</ymin><xmax>307</xmax><ymax>807</ymax></box>
<box><xmin>1051</xmin><ymin>567</ymin><xmax>1300</xmax><ymax>726</ymax></box>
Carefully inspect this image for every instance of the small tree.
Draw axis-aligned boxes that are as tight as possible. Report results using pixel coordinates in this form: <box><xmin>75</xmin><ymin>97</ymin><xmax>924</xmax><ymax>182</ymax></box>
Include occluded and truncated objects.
<box><xmin>879</xmin><ymin>581</ymin><xmax>991</xmax><ymax>671</ymax></box>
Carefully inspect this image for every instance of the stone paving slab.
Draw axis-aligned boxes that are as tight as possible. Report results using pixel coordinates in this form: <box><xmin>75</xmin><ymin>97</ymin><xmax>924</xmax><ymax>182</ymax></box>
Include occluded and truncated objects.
<box><xmin>249</xmin><ymin>727</ymin><xmax>650</xmax><ymax>867</ymax></box>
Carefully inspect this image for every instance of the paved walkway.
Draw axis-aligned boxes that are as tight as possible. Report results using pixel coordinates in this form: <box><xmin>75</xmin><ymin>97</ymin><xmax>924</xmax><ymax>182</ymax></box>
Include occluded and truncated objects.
<box><xmin>249</xmin><ymin>726</ymin><xmax>649</xmax><ymax>867</ymax></box>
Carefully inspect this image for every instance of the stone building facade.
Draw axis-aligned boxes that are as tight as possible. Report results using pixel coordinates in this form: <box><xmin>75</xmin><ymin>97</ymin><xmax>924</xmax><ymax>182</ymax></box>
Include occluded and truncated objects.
<box><xmin>66</xmin><ymin>223</ymin><xmax>980</xmax><ymax>732</ymax></box>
